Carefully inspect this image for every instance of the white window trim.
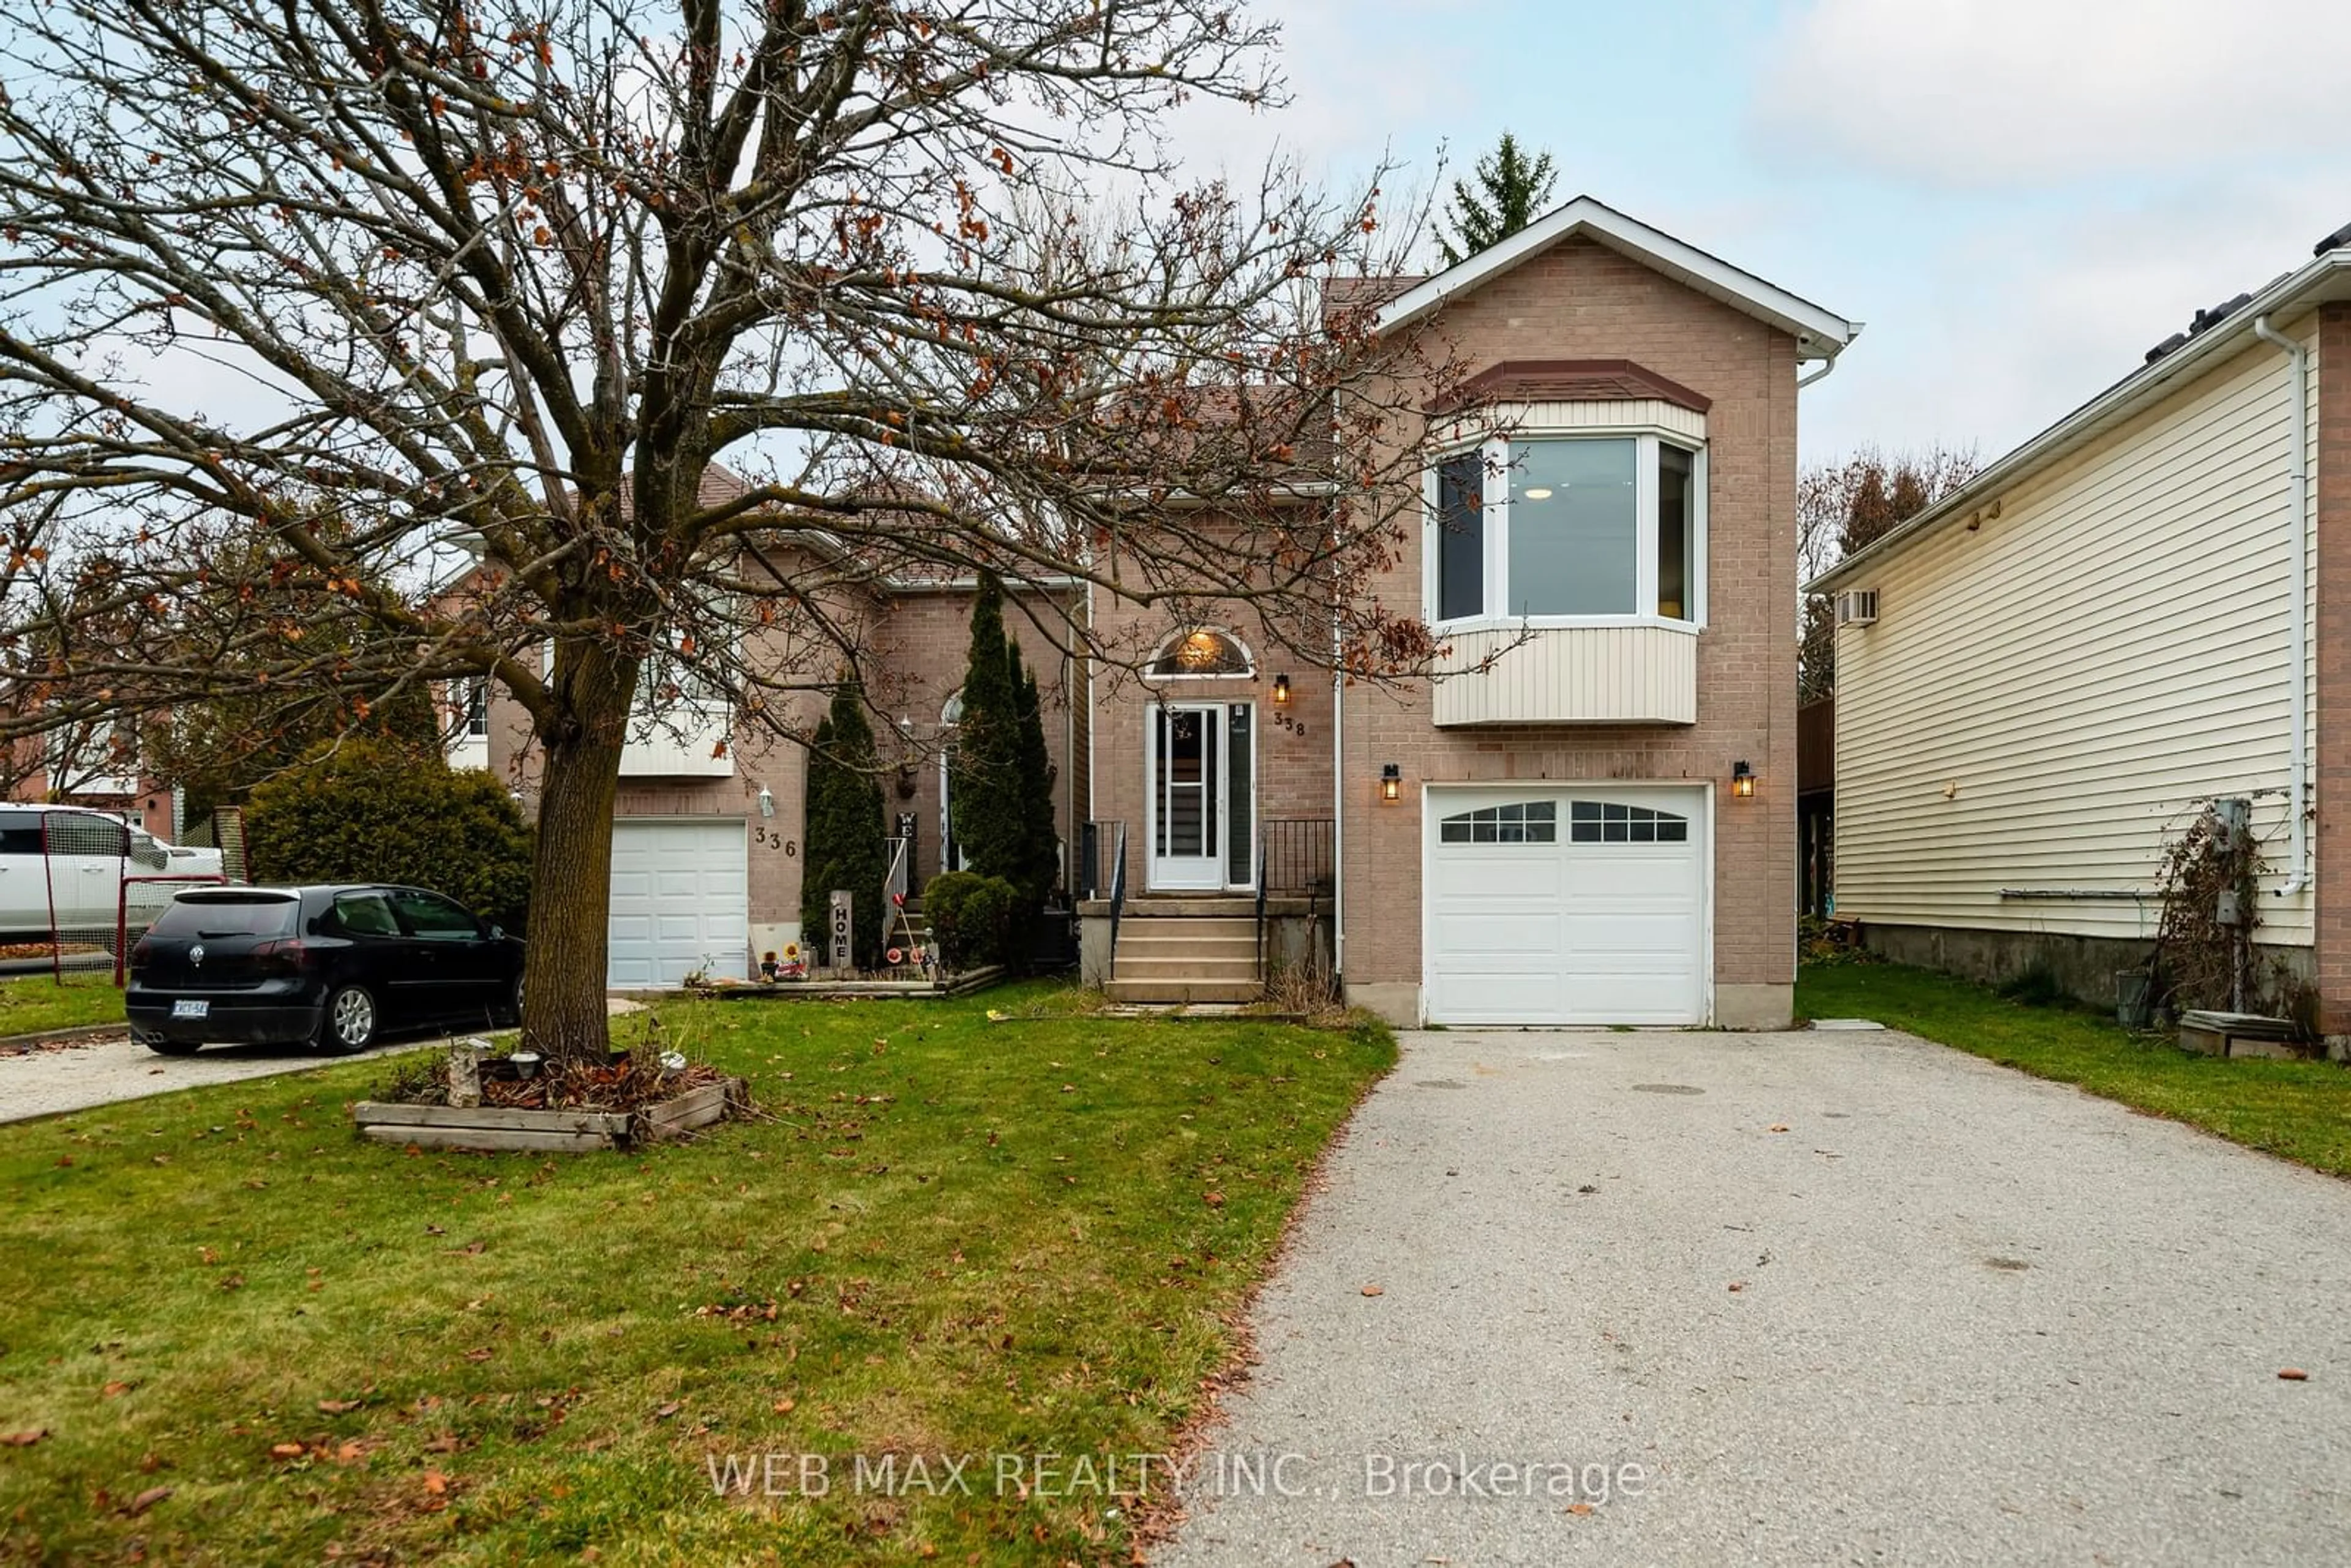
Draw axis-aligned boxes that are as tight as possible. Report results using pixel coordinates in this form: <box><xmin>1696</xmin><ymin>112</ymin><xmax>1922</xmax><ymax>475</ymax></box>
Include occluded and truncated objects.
<box><xmin>1424</xmin><ymin>425</ymin><xmax>1708</xmax><ymax>631</ymax></box>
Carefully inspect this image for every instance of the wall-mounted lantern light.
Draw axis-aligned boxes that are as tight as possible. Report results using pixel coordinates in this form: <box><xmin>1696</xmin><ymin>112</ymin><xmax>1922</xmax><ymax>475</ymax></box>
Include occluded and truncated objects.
<box><xmin>1272</xmin><ymin>672</ymin><xmax>1291</xmax><ymax>705</ymax></box>
<box><xmin>757</xmin><ymin>786</ymin><xmax>777</xmax><ymax>818</ymax></box>
<box><xmin>1731</xmin><ymin>760</ymin><xmax>1755</xmax><ymax>800</ymax></box>
<box><xmin>1380</xmin><ymin>763</ymin><xmax>1403</xmax><ymax>803</ymax></box>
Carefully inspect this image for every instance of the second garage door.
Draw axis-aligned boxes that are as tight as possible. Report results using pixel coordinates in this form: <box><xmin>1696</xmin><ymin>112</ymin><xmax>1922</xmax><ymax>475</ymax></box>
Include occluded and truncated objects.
<box><xmin>1423</xmin><ymin>786</ymin><xmax>1707</xmax><ymax>1026</ymax></box>
<box><xmin>608</xmin><ymin>818</ymin><xmax>749</xmax><ymax>987</ymax></box>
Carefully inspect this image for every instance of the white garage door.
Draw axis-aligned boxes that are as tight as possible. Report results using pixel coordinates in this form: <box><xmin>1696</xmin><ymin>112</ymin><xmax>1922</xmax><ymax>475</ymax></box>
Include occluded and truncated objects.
<box><xmin>1424</xmin><ymin>786</ymin><xmax>1706</xmax><ymax>1026</ymax></box>
<box><xmin>608</xmin><ymin>819</ymin><xmax>749</xmax><ymax>987</ymax></box>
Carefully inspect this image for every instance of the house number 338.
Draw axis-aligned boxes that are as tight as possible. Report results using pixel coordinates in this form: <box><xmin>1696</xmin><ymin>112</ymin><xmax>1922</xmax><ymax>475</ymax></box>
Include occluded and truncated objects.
<box><xmin>755</xmin><ymin>825</ymin><xmax>798</xmax><ymax>855</ymax></box>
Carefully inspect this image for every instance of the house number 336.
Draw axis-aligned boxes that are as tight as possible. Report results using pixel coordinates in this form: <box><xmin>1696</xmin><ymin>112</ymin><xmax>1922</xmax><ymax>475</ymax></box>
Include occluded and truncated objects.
<box><xmin>755</xmin><ymin>825</ymin><xmax>798</xmax><ymax>855</ymax></box>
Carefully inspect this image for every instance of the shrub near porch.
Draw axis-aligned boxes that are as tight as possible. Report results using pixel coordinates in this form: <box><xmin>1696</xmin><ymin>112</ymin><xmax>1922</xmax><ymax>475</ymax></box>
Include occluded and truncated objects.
<box><xmin>0</xmin><ymin>983</ymin><xmax>1394</xmax><ymax>1564</ymax></box>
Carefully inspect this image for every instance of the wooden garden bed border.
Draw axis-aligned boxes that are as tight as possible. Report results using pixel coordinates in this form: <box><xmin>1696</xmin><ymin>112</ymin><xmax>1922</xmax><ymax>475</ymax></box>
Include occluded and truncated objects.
<box><xmin>352</xmin><ymin>1076</ymin><xmax>749</xmax><ymax>1153</ymax></box>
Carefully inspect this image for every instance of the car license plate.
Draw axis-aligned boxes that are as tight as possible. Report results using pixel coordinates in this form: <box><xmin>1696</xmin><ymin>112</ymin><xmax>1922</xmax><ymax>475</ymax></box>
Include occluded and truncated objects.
<box><xmin>171</xmin><ymin>999</ymin><xmax>208</xmax><ymax>1020</ymax></box>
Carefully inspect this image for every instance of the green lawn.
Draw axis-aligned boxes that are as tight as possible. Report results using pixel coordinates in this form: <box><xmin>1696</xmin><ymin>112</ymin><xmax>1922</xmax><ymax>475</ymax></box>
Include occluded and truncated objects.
<box><xmin>1799</xmin><ymin>960</ymin><xmax>2351</xmax><ymax>1177</ymax></box>
<box><xmin>0</xmin><ymin>972</ymin><xmax>127</xmax><ymax>1038</ymax></box>
<box><xmin>0</xmin><ymin>983</ymin><xmax>1395</xmax><ymax>1564</ymax></box>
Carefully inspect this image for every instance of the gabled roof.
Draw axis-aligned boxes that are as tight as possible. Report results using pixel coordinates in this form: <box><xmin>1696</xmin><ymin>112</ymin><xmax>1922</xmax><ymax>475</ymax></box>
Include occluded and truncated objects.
<box><xmin>1812</xmin><ymin>241</ymin><xmax>2351</xmax><ymax>595</ymax></box>
<box><xmin>1374</xmin><ymin>195</ymin><xmax>1861</xmax><ymax>362</ymax></box>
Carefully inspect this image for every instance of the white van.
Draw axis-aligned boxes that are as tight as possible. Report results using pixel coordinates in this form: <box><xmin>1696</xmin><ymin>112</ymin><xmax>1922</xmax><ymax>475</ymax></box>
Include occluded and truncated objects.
<box><xmin>0</xmin><ymin>805</ymin><xmax>228</xmax><ymax>940</ymax></box>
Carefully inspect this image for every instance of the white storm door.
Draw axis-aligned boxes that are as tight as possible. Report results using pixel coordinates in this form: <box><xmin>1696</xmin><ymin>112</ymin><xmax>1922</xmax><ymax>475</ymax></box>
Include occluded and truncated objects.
<box><xmin>1148</xmin><ymin>705</ymin><xmax>1224</xmax><ymax>890</ymax></box>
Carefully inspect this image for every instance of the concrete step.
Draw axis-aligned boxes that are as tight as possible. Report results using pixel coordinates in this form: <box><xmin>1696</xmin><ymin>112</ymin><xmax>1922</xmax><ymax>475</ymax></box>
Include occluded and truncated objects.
<box><xmin>1113</xmin><ymin>955</ymin><xmax>1262</xmax><ymax>981</ymax></box>
<box><xmin>1120</xmin><ymin>896</ymin><xmax>1261</xmax><ymax>918</ymax></box>
<box><xmin>1116</xmin><ymin>931</ymin><xmax>1257</xmax><ymax>953</ymax></box>
<box><xmin>1103</xmin><ymin>978</ymin><xmax>1264</xmax><ymax>1005</ymax></box>
<box><xmin>1119</xmin><ymin>916</ymin><xmax>1257</xmax><ymax>940</ymax></box>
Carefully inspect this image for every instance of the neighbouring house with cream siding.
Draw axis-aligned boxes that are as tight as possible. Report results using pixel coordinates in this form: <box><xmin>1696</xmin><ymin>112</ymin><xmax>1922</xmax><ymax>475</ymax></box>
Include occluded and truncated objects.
<box><xmin>1815</xmin><ymin>225</ymin><xmax>2351</xmax><ymax>1033</ymax></box>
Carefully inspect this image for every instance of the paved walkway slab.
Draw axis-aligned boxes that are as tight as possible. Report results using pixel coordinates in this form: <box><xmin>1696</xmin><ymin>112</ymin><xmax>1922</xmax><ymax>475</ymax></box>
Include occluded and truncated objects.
<box><xmin>1159</xmin><ymin>1027</ymin><xmax>2351</xmax><ymax>1567</ymax></box>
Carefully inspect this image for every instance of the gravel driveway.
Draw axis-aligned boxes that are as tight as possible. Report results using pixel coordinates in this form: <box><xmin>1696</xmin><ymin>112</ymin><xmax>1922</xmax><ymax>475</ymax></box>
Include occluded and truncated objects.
<box><xmin>0</xmin><ymin>999</ymin><xmax>647</xmax><ymax>1124</ymax></box>
<box><xmin>1158</xmin><ymin>1026</ymin><xmax>2351</xmax><ymax>1567</ymax></box>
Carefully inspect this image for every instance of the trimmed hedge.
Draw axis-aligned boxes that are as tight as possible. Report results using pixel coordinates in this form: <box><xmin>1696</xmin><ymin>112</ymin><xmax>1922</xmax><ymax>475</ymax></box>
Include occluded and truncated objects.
<box><xmin>244</xmin><ymin>740</ymin><xmax>533</xmax><ymax>931</ymax></box>
<box><xmin>924</xmin><ymin>871</ymin><xmax>1019</xmax><ymax>971</ymax></box>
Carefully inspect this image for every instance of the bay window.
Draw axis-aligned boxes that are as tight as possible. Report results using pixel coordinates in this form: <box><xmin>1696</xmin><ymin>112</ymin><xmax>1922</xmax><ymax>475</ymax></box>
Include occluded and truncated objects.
<box><xmin>1430</xmin><ymin>432</ymin><xmax>1705</xmax><ymax>625</ymax></box>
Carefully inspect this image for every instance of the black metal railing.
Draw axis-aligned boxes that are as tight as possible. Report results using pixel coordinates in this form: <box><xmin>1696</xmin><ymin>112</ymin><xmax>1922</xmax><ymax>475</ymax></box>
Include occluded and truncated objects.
<box><xmin>1078</xmin><ymin>818</ymin><xmax>1129</xmax><ymax>901</ymax></box>
<box><xmin>1254</xmin><ymin>842</ymin><xmax>1269</xmax><ymax>981</ymax></box>
<box><xmin>1259</xmin><ymin>817</ymin><xmax>1336</xmax><ymax>895</ymax></box>
<box><xmin>1107</xmin><ymin>822</ymin><xmax>1129</xmax><ymax>964</ymax></box>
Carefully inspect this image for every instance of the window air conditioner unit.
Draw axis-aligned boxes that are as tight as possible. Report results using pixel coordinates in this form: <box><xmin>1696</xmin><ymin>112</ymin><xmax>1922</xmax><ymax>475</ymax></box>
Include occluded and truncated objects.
<box><xmin>1835</xmin><ymin>588</ymin><xmax>1878</xmax><ymax>627</ymax></box>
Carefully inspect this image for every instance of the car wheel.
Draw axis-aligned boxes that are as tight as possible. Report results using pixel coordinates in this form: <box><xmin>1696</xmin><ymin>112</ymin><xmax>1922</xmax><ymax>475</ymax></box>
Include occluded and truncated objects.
<box><xmin>138</xmin><ymin>1032</ymin><xmax>201</xmax><ymax>1057</ymax></box>
<box><xmin>317</xmin><ymin>983</ymin><xmax>379</xmax><ymax>1055</ymax></box>
<box><xmin>500</xmin><ymin>972</ymin><xmax>525</xmax><ymax>1029</ymax></box>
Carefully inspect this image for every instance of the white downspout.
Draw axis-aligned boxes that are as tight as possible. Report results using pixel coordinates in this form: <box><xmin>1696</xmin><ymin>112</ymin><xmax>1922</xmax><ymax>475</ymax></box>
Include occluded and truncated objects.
<box><xmin>1329</xmin><ymin>391</ymin><xmax>1346</xmax><ymax>986</ymax></box>
<box><xmin>2254</xmin><ymin>313</ymin><xmax>2310</xmax><ymax>896</ymax></box>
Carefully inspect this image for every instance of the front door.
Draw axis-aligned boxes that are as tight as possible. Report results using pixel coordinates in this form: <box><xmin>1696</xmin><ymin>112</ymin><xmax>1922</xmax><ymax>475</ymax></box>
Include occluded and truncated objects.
<box><xmin>1149</xmin><ymin>703</ymin><xmax>1254</xmax><ymax>891</ymax></box>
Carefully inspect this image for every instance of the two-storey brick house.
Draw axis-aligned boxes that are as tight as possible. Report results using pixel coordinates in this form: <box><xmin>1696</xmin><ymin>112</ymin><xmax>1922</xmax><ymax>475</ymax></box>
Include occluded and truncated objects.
<box><xmin>474</xmin><ymin>199</ymin><xmax>1855</xmax><ymax>1021</ymax></box>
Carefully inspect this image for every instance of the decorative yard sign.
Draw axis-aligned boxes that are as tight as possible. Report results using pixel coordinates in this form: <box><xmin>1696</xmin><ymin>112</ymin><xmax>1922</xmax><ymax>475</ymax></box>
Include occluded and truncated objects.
<box><xmin>828</xmin><ymin>890</ymin><xmax>853</xmax><ymax>974</ymax></box>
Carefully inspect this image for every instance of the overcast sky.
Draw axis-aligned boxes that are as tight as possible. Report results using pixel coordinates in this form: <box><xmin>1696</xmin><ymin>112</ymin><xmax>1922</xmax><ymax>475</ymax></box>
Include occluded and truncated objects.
<box><xmin>1176</xmin><ymin>0</ymin><xmax>2351</xmax><ymax>466</ymax></box>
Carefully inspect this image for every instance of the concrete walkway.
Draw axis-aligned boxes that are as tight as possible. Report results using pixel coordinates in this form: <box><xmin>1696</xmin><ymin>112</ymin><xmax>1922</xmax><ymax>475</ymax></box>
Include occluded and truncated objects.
<box><xmin>0</xmin><ymin>998</ymin><xmax>647</xmax><ymax>1124</ymax></box>
<box><xmin>1158</xmin><ymin>1027</ymin><xmax>2351</xmax><ymax>1567</ymax></box>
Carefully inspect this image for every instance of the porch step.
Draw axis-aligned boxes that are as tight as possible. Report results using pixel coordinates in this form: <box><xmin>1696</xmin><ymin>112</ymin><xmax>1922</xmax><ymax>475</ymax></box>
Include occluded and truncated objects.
<box><xmin>1103</xmin><ymin>978</ymin><xmax>1264</xmax><ymax>1005</ymax></box>
<box><xmin>1117</xmin><ymin>920</ymin><xmax>1256</xmax><ymax>946</ymax></box>
<box><xmin>1112</xmin><ymin>956</ymin><xmax>1261</xmax><ymax>981</ymax></box>
<box><xmin>1114</xmin><ymin>912</ymin><xmax>1250</xmax><ymax>940</ymax></box>
<box><xmin>1120</xmin><ymin>896</ymin><xmax>1262</xmax><ymax>918</ymax></box>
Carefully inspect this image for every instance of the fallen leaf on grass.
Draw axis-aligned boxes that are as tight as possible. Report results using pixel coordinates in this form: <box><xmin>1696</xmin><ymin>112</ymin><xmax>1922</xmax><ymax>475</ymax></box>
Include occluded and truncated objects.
<box><xmin>1202</xmin><ymin>1191</ymin><xmax>1224</xmax><ymax>1208</ymax></box>
<box><xmin>2280</xmin><ymin>1368</ymin><xmax>2310</xmax><ymax>1381</ymax></box>
<box><xmin>124</xmin><ymin>1485</ymin><xmax>171</xmax><ymax>1517</ymax></box>
<box><xmin>317</xmin><ymin>1399</ymin><xmax>362</xmax><ymax>1414</ymax></box>
<box><xmin>423</xmin><ymin>1224</ymin><xmax>446</xmax><ymax>1236</ymax></box>
<box><xmin>1360</xmin><ymin>1285</ymin><xmax>1384</xmax><ymax>1297</ymax></box>
<box><xmin>2</xmin><ymin>1430</ymin><xmax>47</xmax><ymax>1447</ymax></box>
<box><xmin>101</xmin><ymin>1381</ymin><xmax>135</xmax><ymax>1398</ymax></box>
<box><xmin>652</xmin><ymin>1401</ymin><xmax>683</xmax><ymax>1421</ymax></box>
<box><xmin>268</xmin><ymin>1442</ymin><xmax>305</xmax><ymax>1460</ymax></box>
<box><xmin>422</xmin><ymin>1470</ymin><xmax>448</xmax><ymax>1495</ymax></box>
<box><xmin>771</xmin><ymin>1397</ymin><xmax>796</xmax><ymax>1414</ymax></box>
<box><xmin>449</xmin><ymin>1240</ymin><xmax>485</xmax><ymax>1256</ymax></box>
<box><xmin>421</xmin><ymin>1435</ymin><xmax>460</xmax><ymax>1454</ymax></box>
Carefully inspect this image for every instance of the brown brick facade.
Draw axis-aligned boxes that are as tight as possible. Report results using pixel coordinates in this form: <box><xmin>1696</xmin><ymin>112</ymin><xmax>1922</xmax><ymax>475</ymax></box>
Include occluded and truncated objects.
<box><xmin>483</xmin><ymin>580</ymin><xmax>1086</xmax><ymax>948</ymax></box>
<box><xmin>1339</xmin><ymin>236</ymin><xmax>1800</xmax><ymax>1024</ymax></box>
<box><xmin>1087</xmin><ymin>577</ymin><xmax>1338</xmax><ymax>890</ymax></box>
<box><xmin>2315</xmin><ymin>303</ymin><xmax>2351</xmax><ymax>1030</ymax></box>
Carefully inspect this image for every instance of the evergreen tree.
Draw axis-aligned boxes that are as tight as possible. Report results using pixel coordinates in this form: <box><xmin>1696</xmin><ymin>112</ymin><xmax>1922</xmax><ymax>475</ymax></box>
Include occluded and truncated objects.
<box><xmin>1008</xmin><ymin>645</ymin><xmax>1060</xmax><ymax>908</ymax></box>
<box><xmin>800</xmin><ymin>684</ymin><xmax>888</xmax><ymax>969</ymax></box>
<box><xmin>1439</xmin><ymin>132</ymin><xmax>1559</xmax><ymax>266</ymax></box>
<box><xmin>947</xmin><ymin>574</ymin><xmax>1026</xmax><ymax>889</ymax></box>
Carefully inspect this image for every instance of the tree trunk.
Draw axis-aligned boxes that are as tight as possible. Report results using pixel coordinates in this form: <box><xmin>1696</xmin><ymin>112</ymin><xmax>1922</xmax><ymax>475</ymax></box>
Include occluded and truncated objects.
<box><xmin>520</xmin><ymin>640</ymin><xmax>638</xmax><ymax>1064</ymax></box>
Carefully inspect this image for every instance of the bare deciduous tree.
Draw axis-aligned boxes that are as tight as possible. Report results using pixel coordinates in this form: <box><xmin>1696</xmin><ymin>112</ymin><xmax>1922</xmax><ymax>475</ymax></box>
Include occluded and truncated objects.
<box><xmin>0</xmin><ymin>0</ymin><xmax>1468</xmax><ymax>1057</ymax></box>
<box><xmin>1798</xmin><ymin>445</ymin><xmax>1980</xmax><ymax>703</ymax></box>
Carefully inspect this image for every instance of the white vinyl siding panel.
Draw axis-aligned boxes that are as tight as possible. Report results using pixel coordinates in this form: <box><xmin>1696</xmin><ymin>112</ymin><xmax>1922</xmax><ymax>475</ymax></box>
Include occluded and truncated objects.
<box><xmin>1433</xmin><ymin>623</ymin><xmax>1698</xmax><ymax>725</ymax></box>
<box><xmin>1430</xmin><ymin>399</ymin><xmax>1706</xmax><ymax>448</ymax></box>
<box><xmin>1833</xmin><ymin>324</ymin><xmax>2317</xmax><ymax>945</ymax></box>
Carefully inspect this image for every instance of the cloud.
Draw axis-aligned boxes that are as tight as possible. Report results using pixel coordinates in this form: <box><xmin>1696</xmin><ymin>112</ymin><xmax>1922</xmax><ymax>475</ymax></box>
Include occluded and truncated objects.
<box><xmin>1804</xmin><ymin>173</ymin><xmax>2339</xmax><ymax>458</ymax></box>
<box><xmin>1755</xmin><ymin>0</ymin><xmax>2351</xmax><ymax>187</ymax></box>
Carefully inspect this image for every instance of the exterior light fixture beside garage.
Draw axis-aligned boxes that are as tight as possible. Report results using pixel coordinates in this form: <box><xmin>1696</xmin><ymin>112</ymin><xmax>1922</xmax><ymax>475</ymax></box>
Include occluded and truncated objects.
<box><xmin>1380</xmin><ymin>763</ymin><xmax>1402</xmax><ymax>803</ymax></box>
<box><xmin>1731</xmin><ymin>760</ymin><xmax>1755</xmax><ymax>799</ymax></box>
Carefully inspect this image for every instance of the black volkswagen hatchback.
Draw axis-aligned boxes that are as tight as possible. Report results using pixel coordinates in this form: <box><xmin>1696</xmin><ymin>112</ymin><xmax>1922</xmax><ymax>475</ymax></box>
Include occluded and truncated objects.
<box><xmin>127</xmin><ymin>885</ymin><xmax>524</xmax><ymax>1055</ymax></box>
